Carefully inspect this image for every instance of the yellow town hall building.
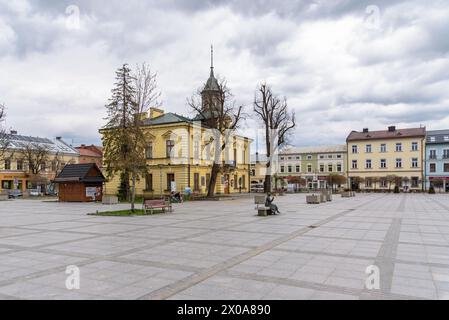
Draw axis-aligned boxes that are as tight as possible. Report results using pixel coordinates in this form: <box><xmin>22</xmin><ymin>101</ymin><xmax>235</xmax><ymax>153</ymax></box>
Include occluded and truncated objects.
<box><xmin>102</xmin><ymin>57</ymin><xmax>252</xmax><ymax>197</ymax></box>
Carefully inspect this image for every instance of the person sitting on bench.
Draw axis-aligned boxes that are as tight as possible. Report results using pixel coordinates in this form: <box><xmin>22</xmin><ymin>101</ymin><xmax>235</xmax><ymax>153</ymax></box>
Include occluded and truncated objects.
<box><xmin>265</xmin><ymin>192</ymin><xmax>280</xmax><ymax>215</ymax></box>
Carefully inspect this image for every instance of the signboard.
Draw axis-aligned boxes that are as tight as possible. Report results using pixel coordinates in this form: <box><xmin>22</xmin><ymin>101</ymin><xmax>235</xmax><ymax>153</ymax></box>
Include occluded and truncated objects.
<box><xmin>86</xmin><ymin>187</ymin><xmax>96</xmax><ymax>198</ymax></box>
<box><xmin>170</xmin><ymin>181</ymin><xmax>177</xmax><ymax>192</ymax></box>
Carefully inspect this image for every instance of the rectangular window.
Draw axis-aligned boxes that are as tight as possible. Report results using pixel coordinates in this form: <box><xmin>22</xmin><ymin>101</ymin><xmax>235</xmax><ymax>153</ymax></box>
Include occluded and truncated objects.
<box><xmin>320</xmin><ymin>164</ymin><xmax>324</xmax><ymax>172</ymax></box>
<box><xmin>380</xmin><ymin>144</ymin><xmax>387</xmax><ymax>152</ymax></box>
<box><xmin>307</xmin><ymin>165</ymin><xmax>312</xmax><ymax>173</ymax></box>
<box><xmin>380</xmin><ymin>179</ymin><xmax>387</xmax><ymax>188</ymax></box>
<box><xmin>337</xmin><ymin>163</ymin><xmax>342</xmax><ymax>172</ymax></box>
<box><xmin>365</xmin><ymin>178</ymin><xmax>372</xmax><ymax>188</ymax></box>
<box><xmin>411</xmin><ymin>158</ymin><xmax>418</xmax><ymax>168</ymax></box>
<box><xmin>337</xmin><ymin>154</ymin><xmax>342</xmax><ymax>159</ymax></box>
<box><xmin>307</xmin><ymin>155</ymin><xmax>312</xmax><ymax>160</ymax></box>
<box><xmin>380</xmin><ymin>159</ymin><xmax>386</xmax><ymax>168</ymax></box>
<box><xmin>206</xmin><ymin>173</ymin><xmax>210</xmax><ymax>187</ymax></box>
<box><xmin>352</xmin><ymin>145</ymin><xmax>358</xmax><ymax>153</ymax></box>
<box><xmin>411</xmin><ymin>177</ymin><xmax>419</xmax><ymax>187</ymax></box>
<box><xmin>145</xmin><ymin>143</ymin><xmax>153</xmax><ymax>159</ymax></box>
<box><xmin>4</xmin><ymin>159</ymin><xmax>11</xmax><ymax>170</ymax></box>
<box><xmin>366</xmin><ymin>159</ymin><xmax>372</xmax><ymax>169</ymax></box>
<box><xmin>429</xmin><ymin>150</ymin><xmax>437</xmax><ymax>159</ymax></box>
<box><xmin>166</xmin><ymin>173</ymin><xmax>175</xmax><ymax>191</ymax></box>
<box><xmin>288</xmin><ymin>165</ymin><xmax>292</xmax><ymax>173</ymax></box>
<box><xmin>201</xmin><ymin>176</ymin><xmax>206</xmax><ymax>187</ymax></box>
<box><xmin>17</xmin><ymin>160</ymin><xmax>23</xmax><ymax>171</ymax></box>
<box><xmin>295</xmin><ymin>165</ymin><xmax>300</xmax><ymax>172</ymax></box>
<box><xmin>411</xmin><ymin>142</ymin><xmax>418</xmax><ymax>151</ymax></box>
<box><xmin>145</xmin><ymin>173</ymin><xmax>153</xmax><ymax>191</ymax></box>
<box><xmin>396</xmin><ymin>143</ymin><xmax>402</xmax><ymax>152</ymax></box>
<box><xmin>328</xmin><ymin>164</ymin><xmax>333</xmax><ymax>172</ymax></box>
<box><xmin>366</xmin><ymin>144</ymin><xmax>372</xmax><ymax>153</ymax></box>
<box><xmin>280</xmin><ymin>166</ymin><xmax>285</xmax><ymax>173</ymax></box>
<box><xmin>396</xmin><ymin>158</ymin><xmax>402</xmax><ymax>168</ymax></box>
<box><xmin>166</xmin><ymin>140</ymin><xmax>174</xmax><ymax>158</ymax></box>
<box><xmin>430</xmin><ymin>163</ymin><xmax>436</xmax><ymax>173</ymax></box>
<box><xmin>443</xmin><ymin>149</ymin><xmax>449</xmax><ymax>159</ymax></box>
<box><xmin>352</xmin><ymin>160</ymin><xmax>357</xmax><ymax>169</ymax></box>
<box><xmin>444</xmin><ymin>163</ymin><xmax>449</xmax><ymax>173</ymax></box>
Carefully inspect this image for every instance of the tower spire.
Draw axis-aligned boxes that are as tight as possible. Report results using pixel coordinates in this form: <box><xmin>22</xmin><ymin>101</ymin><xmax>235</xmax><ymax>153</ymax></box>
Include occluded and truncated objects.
<box><xmin>210</xmin><ymin>44</ymin><xmax>214</xmax><ymax>77</ymax></box>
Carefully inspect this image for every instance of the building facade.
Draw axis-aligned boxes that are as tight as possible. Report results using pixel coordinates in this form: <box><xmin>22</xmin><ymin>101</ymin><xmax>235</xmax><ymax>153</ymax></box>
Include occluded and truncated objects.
<box><xmin>102</xmin><ymin>54</ymin><xmax>252</xmax><ymax>197</ymax></box>
<box><xmin>75</xmin><ymin>144</ymin><xmax>103</xmax><ymax>169</ymax></box>
<box><xmin>278</xmin><ymin>145</ymin><xmax>347</xmax><ymax>189</ymax></box>
<box><xmin>425</xmin><ymin>129</ymin><xmax>449</xmax><ymax>192</ymax></box>
<box><xmin>0</xmin><ymin>132</ymin><xmax>79</xmax><ymax>194</ymax></box>
<box><xmin>346</xmin><ymin>126</ymin><xmax>426</xmax><ymax>191</ymax></box>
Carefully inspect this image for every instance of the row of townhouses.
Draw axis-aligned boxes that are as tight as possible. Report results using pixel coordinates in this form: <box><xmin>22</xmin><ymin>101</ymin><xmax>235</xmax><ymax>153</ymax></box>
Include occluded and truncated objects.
<box><xmin>0</xmin><ymin>132</ymin><xmax>102</xmax><ymax>194</ymax></box>
<box><xmin>251</xmin><ymin>126</ymin><xmax>449</xmax><ymax>192</ymax></box>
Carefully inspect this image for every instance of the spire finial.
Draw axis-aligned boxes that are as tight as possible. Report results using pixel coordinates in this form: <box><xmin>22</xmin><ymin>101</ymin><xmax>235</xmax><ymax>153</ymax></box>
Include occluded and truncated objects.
<box><xmin>210</xmin><ymin>44</ymin><xmax>214</xmax><ymax>77</ymax></box>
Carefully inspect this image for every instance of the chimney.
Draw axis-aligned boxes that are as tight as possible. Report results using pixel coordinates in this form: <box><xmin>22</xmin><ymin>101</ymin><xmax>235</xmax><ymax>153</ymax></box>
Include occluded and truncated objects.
<box><xmin>388</xmin><ymin>126</ymin><xmax>396</xmax><ymax>132</ymax></box>
<box><xmin>150</xmin><ymin>107</ymin><xmax>164</xmax><ymax>119</ymax></box>
<box><xmin>56</xmin><ymin>136</ymin><xmax>62</xmax><ymax>140</ymax></box>
<box><xmin>10</xmin><ymin>130</ymin><xmax>17</xmax><ymax>135</ymax></box>
<box><xmin>363</xmin><ymin>128</ymin><xmax>369</xmax><ymax>133</ymax></box>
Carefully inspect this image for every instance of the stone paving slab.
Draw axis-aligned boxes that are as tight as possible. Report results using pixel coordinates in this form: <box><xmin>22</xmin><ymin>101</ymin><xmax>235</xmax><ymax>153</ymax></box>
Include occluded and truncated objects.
<box><xmin>1</xmin><ymin>194</ymin><xmax>449</xmax><ymax>299</ymax></box>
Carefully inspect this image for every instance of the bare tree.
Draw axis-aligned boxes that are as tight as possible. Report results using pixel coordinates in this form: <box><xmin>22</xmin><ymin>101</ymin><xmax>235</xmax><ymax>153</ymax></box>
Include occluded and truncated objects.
<box><xmin>253</xmin><ymin>83</ymin><xmax>295</xmax><ymax>193</ymax></box>
<box><xmin>0</xmin><ymin>103</ymin><xmax>10</xmax><ymax>161</ymax></box>
<box><xmin>102</xmin><ymin>63</ymin><xmax>160</xmax><ymax>211</ymax></box>
<box><xmin>134</xmin><ymin>62</ymin><xmax>162</xmax><ymax>113</ymax></box>
<box><xmin>21</xmin><ymin>142</ymin><xmax>50</xmax><ymax>175</ymax></box>
<box><xmin>188</xmin><ymin>78</ymin><xmax>244</xmax><ymax>198</ymax></box>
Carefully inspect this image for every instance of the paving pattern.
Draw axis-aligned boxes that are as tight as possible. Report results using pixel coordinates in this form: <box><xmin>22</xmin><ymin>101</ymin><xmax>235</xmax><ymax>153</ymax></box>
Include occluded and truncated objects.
<box><xmin>0</xmin><ymin>193</ymin><xmax>448</xmax><ymax>300</ymax></box>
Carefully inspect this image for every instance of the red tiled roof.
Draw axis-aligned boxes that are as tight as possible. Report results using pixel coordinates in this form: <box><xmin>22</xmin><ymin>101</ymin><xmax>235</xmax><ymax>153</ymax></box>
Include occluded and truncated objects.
<box><xmin>347</xmin><ymin>127</ymin><xmax>425</xmax><ymax>142</ymax></box>
<box><xmin>75</xmin><ymin>146</ymin><xmax>103</xmax><ymax>158</ymax></box>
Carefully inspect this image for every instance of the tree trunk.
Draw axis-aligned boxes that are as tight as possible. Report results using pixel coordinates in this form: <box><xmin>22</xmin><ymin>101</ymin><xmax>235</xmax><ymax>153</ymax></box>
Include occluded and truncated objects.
<box><xmin>131</xmin><ymin>173</ymin><xmax>136</xmax><ymax>212</ymax></box>
<box><xmin>207</xmin><ymin>162</ymin><xmax>220</xmax><ymax>198</ymax></box>
<box><xmin>264</xmin><ymin>174</ymin><xmax>271</xmax><ymax>193</ymax></box>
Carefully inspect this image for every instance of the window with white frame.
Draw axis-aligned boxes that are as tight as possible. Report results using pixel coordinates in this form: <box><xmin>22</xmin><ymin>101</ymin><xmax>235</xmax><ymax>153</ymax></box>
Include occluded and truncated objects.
<box><xmin>366</xmin><ymin>144</ymin><xmax>372</xmax><ymax>153</ymax></box>
<box><xmin>411</xmin><ymin>142</ymin><xmax>418</xmax><ymax>151</ymax></box>
<box><xmin>366</xmin><ymin>159</ymin><xmax>372</xmax><ymax>169</ymax></box>
<box><xmin>380</xmin><ymin>159</ymin><xmax>386</xmax><ymax>168</ymax></box>
<box><xmin>352</xmin><ymin>145</ymin><xmax>358</xmax><ymax>153</ymax></box>
<box><xmin>380</xmin><ymin>144</ymin><xmax>387</xmax><ymax>152</ymax></box>
<box><xmin>396</xmin><ymin>158</ymin><xmax>402</xmax><ymax>168</ymax></box>
<box><xmin>352</xmin><ymin>160</ymin><xmax>358</xmax><ymax>169</ymax></box>
<box><xmin>396</xmin><ymin>143</ymin><xmax>402</xmax><ymax>152</ymax></box>
<box><xmin>411</xmin><ymin>158</ymin><xmax>418</xmax><ymax>168</ymax></box>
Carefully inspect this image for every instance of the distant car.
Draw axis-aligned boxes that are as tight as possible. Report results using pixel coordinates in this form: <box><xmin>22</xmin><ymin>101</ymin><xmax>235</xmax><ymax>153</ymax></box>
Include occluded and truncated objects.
<box><xmin>29</xmin><ymin>189</ymin><xmax>42</xmax><ymax>196</ymax></box>
<box><xmin>8</xmin><ymin>189</ymin><xmax>23</xmax><ymax>199</ymax></box>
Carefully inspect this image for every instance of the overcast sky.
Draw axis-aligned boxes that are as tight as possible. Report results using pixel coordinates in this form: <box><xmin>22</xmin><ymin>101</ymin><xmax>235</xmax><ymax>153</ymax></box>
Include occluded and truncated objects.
<box><xmin>1</xmin><ymin>0</ymin><xmax>448</xmax><ymax>150</ymax></box>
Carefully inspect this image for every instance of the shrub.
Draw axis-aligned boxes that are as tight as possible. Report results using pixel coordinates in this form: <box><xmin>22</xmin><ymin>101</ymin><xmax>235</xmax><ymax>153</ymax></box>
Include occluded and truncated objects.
<box><xmin>429</xmin><ymin>186</ymin><xmax>436</xmax><ymax>194</ymax></box>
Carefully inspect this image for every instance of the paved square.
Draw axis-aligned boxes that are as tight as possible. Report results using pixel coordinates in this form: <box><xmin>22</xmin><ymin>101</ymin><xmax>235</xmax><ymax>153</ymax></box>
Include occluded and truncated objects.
<box><xmin>0</xmin><ymin>194</ymin><xmax>449</xmax><ymax>300</ymax></box>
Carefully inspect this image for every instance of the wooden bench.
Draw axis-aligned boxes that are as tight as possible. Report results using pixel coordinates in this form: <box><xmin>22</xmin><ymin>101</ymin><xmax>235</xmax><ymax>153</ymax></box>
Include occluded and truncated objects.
<box><xmin>254</xmin><ymin>195</ymin><xmax>271</xmax><ymax>216</ymax></box>
<box><xmin>143</xmin><ymin>199</ymin><xmax>172</xmax><ymax>214</ymax></box>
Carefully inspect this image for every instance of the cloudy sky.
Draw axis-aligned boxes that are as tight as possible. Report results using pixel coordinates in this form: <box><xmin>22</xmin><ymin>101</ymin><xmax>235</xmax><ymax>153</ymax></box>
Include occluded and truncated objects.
<box><xmin>1</xmin><ymin>0</ymin><xmax>448</xmax><ymax>150</ymax></box>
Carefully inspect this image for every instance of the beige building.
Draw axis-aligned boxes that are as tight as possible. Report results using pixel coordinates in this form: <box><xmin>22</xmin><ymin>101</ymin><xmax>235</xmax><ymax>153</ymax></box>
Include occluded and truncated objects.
<box><xmin>0</xmin><ymin>131</ymin><xmax>79</xmax><ymax>194</ymax></box>
<box><xmin>346</xmin><ymin>126</ymin><xmax>426</xmax><ymax>191</ymax></box>
<box><xmin>278</xmin><ymin>145</ymin><xmax>347</xmax><ymax>189</ymax></box>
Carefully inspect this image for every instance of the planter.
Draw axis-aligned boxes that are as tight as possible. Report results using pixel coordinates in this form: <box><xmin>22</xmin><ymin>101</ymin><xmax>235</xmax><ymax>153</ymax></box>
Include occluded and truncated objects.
<box><xmin>319</xmin><ymin>193</ymin><xmax>326</xmax><ymax>203</ymax></box>
<box><xmin>102</xmin><ymin>195</ymin><xmax>118</xmax><ymax>205</ymax></box>
<box><xmin>306</xmin><ymin>194</ymin><xmax>320</xmax><ymax>204</ymax></box>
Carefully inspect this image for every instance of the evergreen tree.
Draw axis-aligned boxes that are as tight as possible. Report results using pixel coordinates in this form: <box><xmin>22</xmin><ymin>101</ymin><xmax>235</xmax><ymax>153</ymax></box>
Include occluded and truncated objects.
<box><xmin>102</xmin><ymin>64</ymin><xmax>150</xmax><ymax>211</ymax></box>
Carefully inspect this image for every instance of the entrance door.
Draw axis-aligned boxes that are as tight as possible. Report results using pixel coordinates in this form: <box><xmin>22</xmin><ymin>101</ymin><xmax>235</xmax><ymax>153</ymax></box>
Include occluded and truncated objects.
<box><xmin>446</xmin><ymin>180</ymin><xmax>449</xmax><ymax>192</ymax></box>
<box><xmin>193</xmin><ymin>173</ymin><xmax>199</xmax><ymax>192</ymax></box>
